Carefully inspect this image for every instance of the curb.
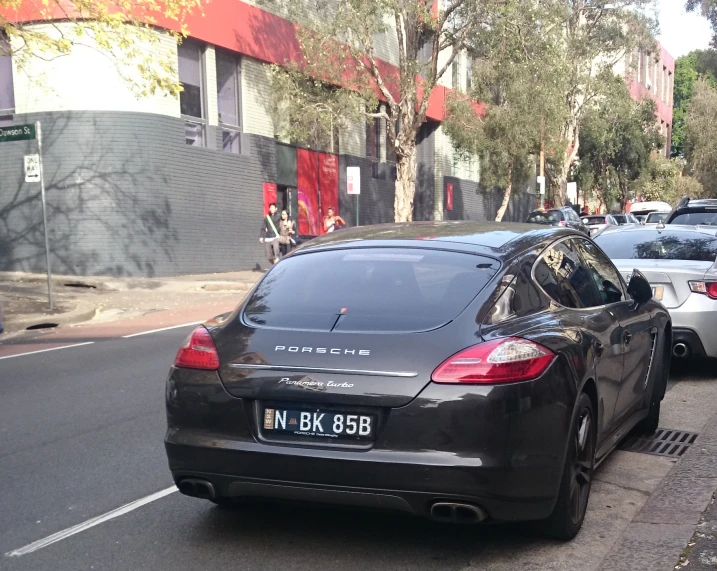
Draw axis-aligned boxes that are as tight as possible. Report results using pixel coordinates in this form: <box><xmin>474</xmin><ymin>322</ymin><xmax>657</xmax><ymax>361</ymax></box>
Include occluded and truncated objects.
<box><xmin>2</xmin><ymin>301</ymin><xmax>99</xmax><ymax>333</ymax></box>
<box><xmin>597</xmin><ymin>412</ymin><xmax>717</xmax><ymax>571</ymax></box>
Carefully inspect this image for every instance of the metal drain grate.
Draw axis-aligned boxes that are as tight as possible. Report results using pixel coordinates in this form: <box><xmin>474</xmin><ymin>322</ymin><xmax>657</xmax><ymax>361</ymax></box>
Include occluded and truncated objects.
<box><xmin>620</xmin><ymin>428</ymin><xmax>699</xmax><ymax>458</ymax></box>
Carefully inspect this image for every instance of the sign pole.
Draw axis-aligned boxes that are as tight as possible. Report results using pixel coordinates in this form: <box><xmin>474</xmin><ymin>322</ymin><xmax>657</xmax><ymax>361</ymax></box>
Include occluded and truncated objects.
<box><xmin>36</xmin><ymin>121</ymin><xmax>54</xmax><ymax>310</ymax></box>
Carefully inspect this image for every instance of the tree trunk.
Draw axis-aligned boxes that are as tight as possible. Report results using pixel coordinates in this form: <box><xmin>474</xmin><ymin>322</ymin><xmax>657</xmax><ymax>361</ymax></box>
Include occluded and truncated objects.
<box><xmin>495</xmin><ymin>159</ymin><xmax>514</xmax><ymax>222</ymax></box>
<box><xmin>555</xmin><ymin>120</ymin><xmax>580</xmax><ymax>207</ymax></box>
<box><xmin>394</xmin><ymin>141</ymin><xmax>417</xmax><ymax>222</ymax></box>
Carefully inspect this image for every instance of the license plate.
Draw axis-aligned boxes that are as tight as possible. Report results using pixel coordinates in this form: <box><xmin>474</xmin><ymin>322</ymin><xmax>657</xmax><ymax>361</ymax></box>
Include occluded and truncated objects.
<box><xmin>652</xmin><ymin>285</ymin><xmax>664</xmax><ymax>300</ymax></box>
<box><xmin>263</xmin><ymin>408</ymin><xmax>375</xmax><ymax>440</ymax></box>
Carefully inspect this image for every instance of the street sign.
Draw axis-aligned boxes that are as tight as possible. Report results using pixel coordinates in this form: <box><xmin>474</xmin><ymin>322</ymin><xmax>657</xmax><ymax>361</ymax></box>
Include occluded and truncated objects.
<box><xmin>0</xmin><ymin>123</ymin><xmax>36</xmax><ymax>143</ymax></box>
<box><xmin>346</xmin><ymin>166</ymin><xmax>361</xmax><ymax>195</ymax></box>
<box><xmin>537</xmin><ymin>175</ymin><xmax>546</xmax><ymax>195</ymax></box>
<box><xmin>24</xmin><ymin>154</ymin><xmax>41</xmax><ymax>183</ymax></box>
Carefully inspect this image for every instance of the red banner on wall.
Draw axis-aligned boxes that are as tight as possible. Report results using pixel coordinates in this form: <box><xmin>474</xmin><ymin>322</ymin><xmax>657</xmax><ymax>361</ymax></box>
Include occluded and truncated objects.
<box><xmin>319</xmin><ymin>153</ymin><xmax>339</xmax><ymax>234</ymax></box>
<box><xmin>446</xmin><ymin>182</ymin><xmax>453</xmax><ymax>211</ymax></box>
<box><xmin>263</xmin><ymin>182</ymin><xmax>277</xmax><ymax>215</ymax></box>
<box><xmin>297</xmin><ymin>149</ymin><xmax>320</xmax><ymax>236</ymax></box>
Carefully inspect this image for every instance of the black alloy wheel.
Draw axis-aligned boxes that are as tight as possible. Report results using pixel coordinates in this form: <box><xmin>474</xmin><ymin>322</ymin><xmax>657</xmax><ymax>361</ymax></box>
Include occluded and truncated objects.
<box><xmin>542</xmin><ymin>392</ymin><xmax>596</xmax><ymax>540</ymax></box>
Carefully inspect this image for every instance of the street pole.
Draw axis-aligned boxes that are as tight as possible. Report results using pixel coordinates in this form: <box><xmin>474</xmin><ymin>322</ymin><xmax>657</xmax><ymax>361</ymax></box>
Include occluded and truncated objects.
<box><xmin>539</xmin><ymin>126</ymin><xmax>545</xmax><ymax>210</ymax></box>
<box><xmin>36</xmin><ymin>121</ymin><xmax>54</xmax><ymax>310</ymax></box>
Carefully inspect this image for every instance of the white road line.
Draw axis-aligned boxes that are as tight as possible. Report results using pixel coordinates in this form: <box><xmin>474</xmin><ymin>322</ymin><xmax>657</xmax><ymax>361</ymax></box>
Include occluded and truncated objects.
<box><xmin>5</xmin><ymin>486</ymin><xmax>177</xmax><ymax>557</ymax></box>
<box><xmin>121</xmin><ymin>322</ymin><xmax>204</xmax><ymax>339</ymax></box>
<box><xmin>0</xmin><ymin>342</ymin><xmax>95</xmax><ymax>361</ymax></box>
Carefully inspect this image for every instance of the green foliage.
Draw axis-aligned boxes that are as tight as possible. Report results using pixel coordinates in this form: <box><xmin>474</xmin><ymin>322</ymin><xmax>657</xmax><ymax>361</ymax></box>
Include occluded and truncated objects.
<box><xmin>443</xmin><ymin>0</ymin><xmax>568</xmax><ymax>218</ymax></box>
<box><xmin>685</xmin><ymin>77</ymin><xmax>717</xmax><ymax>197</ymax></box>
<box><xmin>541</xmin><ymin>0</ymin><xmax>657</xmax><ymax>203</ymax></box>
<box><xmin>636</xmin><ymin>156</ymin><xmax>702</xmax><ymax>205</ymax></box>
<box><xmin>260</xmin><ymin>0</ymin><xmax>509</xmax><ymax>220</ymax></box>
<box><xmin>575</xmin><ymin>83</ymin><xmax>662</xmax><ymax>210</ymax></box>
<box><xmin>672</xmin><ymin>50</ymin><xmax>717</xmax><ymax>157</ymax></box>
<box><xmin>1</xmin><ymin>0</ymin><xmax>204</xmax><ymax>98</ymax></box>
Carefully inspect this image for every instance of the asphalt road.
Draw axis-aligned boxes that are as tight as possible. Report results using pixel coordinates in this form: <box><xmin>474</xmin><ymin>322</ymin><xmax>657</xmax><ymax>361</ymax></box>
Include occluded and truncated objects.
<box><xmin>0</xmin><ymin>313</ymin><xmax>711</xmax><ymax>571</ymax></box>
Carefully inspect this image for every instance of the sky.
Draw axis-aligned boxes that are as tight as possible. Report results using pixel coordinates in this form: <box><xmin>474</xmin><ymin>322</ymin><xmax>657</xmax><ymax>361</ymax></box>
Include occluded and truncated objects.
<box><xmin>657</xmin><ymin>0</ymin><xmax>712</xmax><ymax>59</ymax></box>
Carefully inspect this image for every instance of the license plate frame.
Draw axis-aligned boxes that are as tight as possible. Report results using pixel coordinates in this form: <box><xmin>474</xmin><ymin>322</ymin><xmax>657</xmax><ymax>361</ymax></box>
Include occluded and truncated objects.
<box><xmin>261</xmin><ymin>406</ymin><xmax>377</xmax><ymax>442</ymax></box>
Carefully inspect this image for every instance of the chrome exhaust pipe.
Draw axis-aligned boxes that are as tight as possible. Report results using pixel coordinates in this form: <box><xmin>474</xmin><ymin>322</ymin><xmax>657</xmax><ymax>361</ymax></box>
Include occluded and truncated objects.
<box><xmin>178</xmin><ymin>478</ymin><xmax>216</xmax><ymax>500</ymax></box>
<box><xmin>673</xmin><ymin>343</ymin><xmax>689</xmax><ymax>358</ymax></box>
<box><xmin>430</xmin><ymin>502</ymin><xmax>488</xmax><ymax>524</ymax></box>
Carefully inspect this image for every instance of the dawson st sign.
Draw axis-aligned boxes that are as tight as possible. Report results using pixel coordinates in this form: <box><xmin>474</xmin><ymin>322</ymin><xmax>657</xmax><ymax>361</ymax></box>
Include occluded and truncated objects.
<box><xmin>0</xmin><ymin>124</ymin><xmax>36</xmax><ymax>143</ymax></box>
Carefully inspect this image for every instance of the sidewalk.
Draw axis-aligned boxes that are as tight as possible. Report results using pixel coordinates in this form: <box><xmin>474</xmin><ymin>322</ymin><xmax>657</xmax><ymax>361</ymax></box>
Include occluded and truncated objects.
<box><xmin>0</xmin><ymin>270</ymin><xmax>262</xmax><ymax>334</ymax></box>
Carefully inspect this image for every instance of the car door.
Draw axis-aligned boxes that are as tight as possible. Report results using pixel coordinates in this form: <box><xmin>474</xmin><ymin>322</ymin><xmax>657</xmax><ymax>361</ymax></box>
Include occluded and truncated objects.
<box><xmin>574</xmin><ymin>238</ymin><xmax>655</xmax><ymax>425</ymax></box>
<box><xmin>533</xmin><ymin>238</ymin><xmax>625</xmax><ymax>441</ymax></box>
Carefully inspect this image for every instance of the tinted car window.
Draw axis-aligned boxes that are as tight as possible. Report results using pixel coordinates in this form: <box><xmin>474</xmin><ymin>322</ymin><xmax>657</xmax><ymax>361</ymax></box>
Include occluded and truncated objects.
<box><xmin>646</xmin><ymin>212</ymin><xmax>668</xmax><ymax>223</ymax></box>
<box><xmin>574</xmin><ymin>239</ymin><xmax>625</xmax><ymax>304</ymax></box>
<box><xmin>534</xmin><ymin>241</ymin><xmax>602</xmax><ymax>308</ymax></box>
<box><xmin>595</xmin><ymin>230</ymin><xmax>717</xmax><ymax>262</ymax></box>
<box><xmin>582</xmin><ymin>216</ymin><xmax>607</xmax><ymax>225</ymax></box>
<box><xmin>243</xmin><ymin>248</ymin><xmax>499</xmax><ymax>332</ymax></box>
<box><xmin>670</xmin><ymin>211</ymin><xmax>717</xmax><ymax>225</ymax></box>
<box><xmin>527</xmin><ymin>210</ymin><xmax>563</xmax><ymax>224</ymax></box>
<box><xmin>613</xmin><ymin>215</ymin><xmax>628</xmax><ymax>225</ymax></box>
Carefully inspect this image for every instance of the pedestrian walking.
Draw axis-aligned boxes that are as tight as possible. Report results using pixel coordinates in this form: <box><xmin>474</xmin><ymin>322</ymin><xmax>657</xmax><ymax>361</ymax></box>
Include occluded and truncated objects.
<box><xmin>323</xmin><ymin>207</ymin><xmax>346</xmax><ymax>234</ymax></box>
<box><xmin>278</xmin><ymin>209</ymin><xmax>296</xmax><ymax>257</ymax></box>
<box><xmin>260</xmin><ymin>203</ymin><xmax>282</xmax><ymax>266</ymax></box>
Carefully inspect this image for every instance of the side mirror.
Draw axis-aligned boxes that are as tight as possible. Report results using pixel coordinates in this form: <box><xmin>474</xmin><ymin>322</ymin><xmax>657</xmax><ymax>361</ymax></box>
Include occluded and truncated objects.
<box><xmin>627</xmin><ymin>270</ymin><xmax>652</xmax><ymax>306</ymax></box>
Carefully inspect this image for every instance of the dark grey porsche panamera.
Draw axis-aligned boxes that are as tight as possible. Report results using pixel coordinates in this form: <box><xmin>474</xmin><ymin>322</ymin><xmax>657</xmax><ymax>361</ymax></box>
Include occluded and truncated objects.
<box><xmin>164</xmin><ymin>222</ymin><xmax>671</xmax><ymax>540</ymax></box>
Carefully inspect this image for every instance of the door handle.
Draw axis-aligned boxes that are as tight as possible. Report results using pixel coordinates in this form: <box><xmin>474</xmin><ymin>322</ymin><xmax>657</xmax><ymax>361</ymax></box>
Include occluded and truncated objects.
<box><xmin>624</xmin><ymin>332</ymin><xmax>633</xmax><ymax>345</ymax></box>
<box><xmin>595</xmin><ymin>342</ymin><xmax>604</xmax><ymax>356</ymax></box>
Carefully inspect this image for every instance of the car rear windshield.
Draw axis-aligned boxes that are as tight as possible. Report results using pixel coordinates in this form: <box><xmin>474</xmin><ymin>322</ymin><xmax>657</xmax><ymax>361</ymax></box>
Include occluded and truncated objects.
<box><xmin>670</xmin><ymin>211</ymin><xmax>717</xmax><ymax>225</ymax></box>
<box><xmin>612</xmin><ymin>215</ymin><xmax>628</xmax><ymax>224</ymax></box>
<box><xmin>243</xmin><ymin>248</ymin><xmax>499</xmax><ymax>333</ymax></box>
<box><xmin>646</xmin><ymin>212</ymin><xmax>668</xmax><ymax>223</ymax></box>
<box><xmin>582</xmin><ymin>216</ymin><xmax>606</xmax><ymax>225</ymax></box>
<box><xmin>527</xmin><ymin>210</ymin><xmax>563</xmax><ymax>224</ymax></box>
<box><xmin>595</xmin><ymin>230</ymin><xmax>717</xmax><ymax>262</ymax></box>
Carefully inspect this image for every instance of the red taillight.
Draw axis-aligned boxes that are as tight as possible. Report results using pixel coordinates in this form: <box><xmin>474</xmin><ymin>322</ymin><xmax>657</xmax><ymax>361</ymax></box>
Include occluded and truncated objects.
<box><xmin>432</xmin><ymin>337</ymin><xmax>555</xmax><ymax>384</ymax></box>
<box><xmin>174</xmin><ymin>326</ymin><xmax>220</xmax><ymax>370</ymax></box>
<box><xmin>689</xmin><ymin>281</ymin><xmax>717</xmax><ymax>300</ymax></box>
<box><xmin>708</xmin><ymin>283</ymin><xmax>717</xmax><ymax>299</ymax></box>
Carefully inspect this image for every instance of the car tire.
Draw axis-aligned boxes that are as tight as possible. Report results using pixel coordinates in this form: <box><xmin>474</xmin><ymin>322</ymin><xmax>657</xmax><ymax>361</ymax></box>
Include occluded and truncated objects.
<box><xmin>541</xmin><ymin>392</ymin><xmax>596</xmax><ymax>540</ymax></box>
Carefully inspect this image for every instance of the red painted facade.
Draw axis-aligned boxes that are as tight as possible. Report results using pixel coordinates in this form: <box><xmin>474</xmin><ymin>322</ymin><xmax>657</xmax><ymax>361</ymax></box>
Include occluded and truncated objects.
<box><xmin>2</xmin><ymin>0</ymin><xmax>478</xmax><ymax>121</ymax></box>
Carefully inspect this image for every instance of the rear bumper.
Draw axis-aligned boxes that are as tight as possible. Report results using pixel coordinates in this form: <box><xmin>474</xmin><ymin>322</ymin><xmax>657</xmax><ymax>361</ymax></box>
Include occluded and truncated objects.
<box><xmin>668</xmin><ymin>295</ymin><xmax>717</xmax><ymax>358</ymax></box>
<box><xmin>165</xmin><ymin>442</ymin><xmax>556</xmax><ymax>521</ymax></box>
<box><xmin>165</xmin><ymin>360</ymin><xmax>577</xmax><ymax>522</ymax></box>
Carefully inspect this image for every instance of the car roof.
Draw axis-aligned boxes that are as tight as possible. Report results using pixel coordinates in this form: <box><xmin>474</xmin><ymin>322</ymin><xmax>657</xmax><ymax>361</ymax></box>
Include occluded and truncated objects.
<box><xmin>598</xmin><ymin>224</ymin><xmax>717</xmax><ymax>238</ymax></box>
<box><xmin>295</xmin><ymin>221</ymin><xmax>579</xmax><ymax>258</ymax></box>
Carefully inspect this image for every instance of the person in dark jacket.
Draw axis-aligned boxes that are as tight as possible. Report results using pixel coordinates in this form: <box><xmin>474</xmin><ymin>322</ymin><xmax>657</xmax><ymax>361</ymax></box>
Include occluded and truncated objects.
<box><xmin>260</xmin><ymin>203</ymin><xmax>282</xmax><ymax>265</ymax></box>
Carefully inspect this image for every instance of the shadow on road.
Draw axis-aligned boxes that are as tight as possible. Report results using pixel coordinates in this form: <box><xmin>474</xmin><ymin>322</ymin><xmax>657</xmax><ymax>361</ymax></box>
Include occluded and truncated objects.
<box><xmin>189</xmin><ymin>499</ymin><xmax>518</xmax><ymax>567</ymax></box>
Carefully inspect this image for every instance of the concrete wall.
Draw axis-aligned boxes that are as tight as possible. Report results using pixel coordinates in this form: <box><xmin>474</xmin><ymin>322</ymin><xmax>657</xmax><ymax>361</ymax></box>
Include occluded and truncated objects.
<box><xmin>11</xmin><ymin>23</ymin><xmax>180</xmax><ymax>118</ymax></box>
<box><xmin>0</xmin><ymin>111</ymin><xmax>275</xmax><ymax>277</ymax></box>
<box><xmin>443</xmin><ymin>178</ymin><xmax>537</xmax><ymax>223</ymax></box>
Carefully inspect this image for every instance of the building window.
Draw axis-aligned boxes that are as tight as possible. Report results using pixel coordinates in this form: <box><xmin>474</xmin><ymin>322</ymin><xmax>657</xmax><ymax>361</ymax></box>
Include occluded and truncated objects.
<box><xmin>0</xmin><ymin>35</ymin><xmax>14</xmax><ymax>115</ymax></box>
<box><xmin>178</xmin><ymin>41</ymin><xmax>206</xmax><ymax>147</ymax></box>
<box><xmin>452</xmin><ymin>58</ymin><xmax>460</xmax><ymax>90</ymax></box>
<box><xmin>653</xmin><ymin>60</ymin><xmax>658</xmax><ymax>95</ymax></box>
<box><xmin>366</xmin><ymin>115</ymin><xmax>381</xmax><ymax>160</ymax></box>
<box><xmin>636</xmin><ymin>49</ymin><xmax>641</xmax><ymax>85</ymax></box>
<box><xmin>216</xmin><ymin>50</ymin><xmax>242</xmax><ymax>154</ymax></box>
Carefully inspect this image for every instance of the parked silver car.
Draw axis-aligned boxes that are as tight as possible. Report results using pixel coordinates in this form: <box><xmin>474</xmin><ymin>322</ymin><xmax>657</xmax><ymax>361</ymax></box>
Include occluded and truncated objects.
<box><xmin>581</xmin><ymin>214</ymin><xmax>619</xmax><ymax>237</ymax></box>
<box><xmin>595</xmin><ymin>225</ymin><xmax>717</xmax><ymax>359</ymax></box>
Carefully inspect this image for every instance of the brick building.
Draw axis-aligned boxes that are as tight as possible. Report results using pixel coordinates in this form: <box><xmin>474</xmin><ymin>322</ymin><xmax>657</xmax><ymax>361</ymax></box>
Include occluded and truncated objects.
<box><xmin>0</xmin><ymin>1</ymin><xmax>535</xmax><ymax>277</ymax></box>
